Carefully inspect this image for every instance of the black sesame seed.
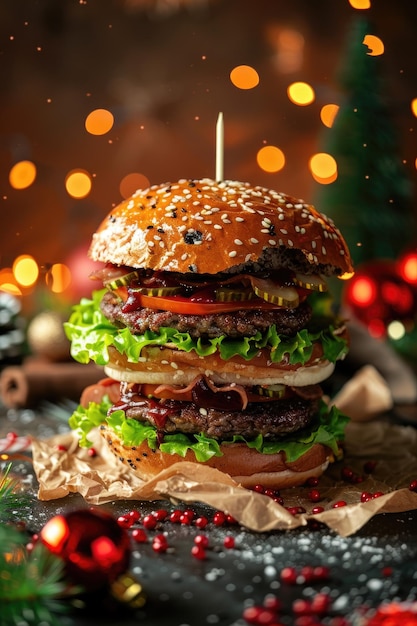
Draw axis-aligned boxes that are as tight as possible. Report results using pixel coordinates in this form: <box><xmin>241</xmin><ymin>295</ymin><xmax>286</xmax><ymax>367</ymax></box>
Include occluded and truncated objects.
<box><xmin>157</xmin><ymin>227</ymin><xmax>165</xmax><ymax>234</ymax></box>
<box><xmin>181</xmin><ymin>207</ymin><xmax>187</xmax><ymax>212</ymax></box>
<box><xmin>147</xmin><ymin>225</ymin><xmax>154</xmax><ymax>229</ymax></box>
<box><xmin>269</xmin><ymin>224</ymin><xmax>276</xmax><ymax>236</ymax></box>
<box><xmin>184</xmin><ymin>229</ymin><xmax>203</xmax><ymax>244</ymax></box>
<box><xmin>188</xmin><ymin>181</ymin><xmax>196</xmax><ymax>187</ymax></box>
<box><xmin>142</xmin><ymin>452</ymin><xmax>148</xmax><ymax>457</ymax></box>
<box><xmin>189</xmin><ymin>264</ymin><xmax>198</xmax><ymax>273</ymax></box>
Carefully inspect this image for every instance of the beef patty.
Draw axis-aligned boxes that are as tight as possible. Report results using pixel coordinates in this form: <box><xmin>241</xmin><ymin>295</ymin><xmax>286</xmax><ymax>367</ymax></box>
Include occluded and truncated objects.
<box><xmin>100</xmin><ymin>290</ymin><xmax>312</xmax><ymax>339</ymax></box>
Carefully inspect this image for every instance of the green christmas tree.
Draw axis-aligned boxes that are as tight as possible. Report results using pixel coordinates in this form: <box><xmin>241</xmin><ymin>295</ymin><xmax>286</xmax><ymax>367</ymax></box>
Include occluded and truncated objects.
<box><xmin>314</xmin><ymin>17</ymin><xmax>415</xmax><ymax>269</ymax></box>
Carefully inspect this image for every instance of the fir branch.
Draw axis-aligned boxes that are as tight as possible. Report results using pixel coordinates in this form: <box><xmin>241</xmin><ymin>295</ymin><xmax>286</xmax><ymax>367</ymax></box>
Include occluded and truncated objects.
<box><xmin>0</xmin><ymin>463</ymin><xmax>30</xmax><ymax>520</ymax></box>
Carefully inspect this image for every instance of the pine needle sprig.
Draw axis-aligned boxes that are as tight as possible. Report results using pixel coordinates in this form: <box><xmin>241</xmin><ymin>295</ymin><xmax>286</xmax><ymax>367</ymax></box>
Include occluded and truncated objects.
<box><xmin>0</xmin><ymin>463</ymin><xmax>30</xmax><ymax>519</ymax></box>
<box><xmin>0</xmin><ymin>524</ymin><xmax>71</xmax><ymax>626</ymax></box>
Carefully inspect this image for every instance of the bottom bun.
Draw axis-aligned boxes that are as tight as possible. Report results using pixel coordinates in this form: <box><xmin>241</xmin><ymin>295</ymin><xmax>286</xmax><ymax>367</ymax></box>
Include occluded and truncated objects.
<box><xmin>99</xmin><ymin>423</ymin><xmax>331</xmax><ymax>489</ymax></box>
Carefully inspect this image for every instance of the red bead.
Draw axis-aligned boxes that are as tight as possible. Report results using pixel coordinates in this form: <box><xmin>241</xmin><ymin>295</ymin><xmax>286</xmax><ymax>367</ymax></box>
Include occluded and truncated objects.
<box><xmin>305</xmin><ymin>476</ymin><xmax>319</xmax><ymax>487</ymax></box>
<box><xmin>226</xmin><ymin>513</ymin><xmax>237</xmax><ymax>525</ymax></box>
<box><xmin>128</xmin><ymin>510</ymin><xmax>141</xmax><ymax>523</ymax></box>
<box><xmin>87</xmin><ymin>447</ymin><xmax>97</xmax><ymax>457</ymax></box>
<box><xmin>152</xmin><ymin>534</ymin><xmax>168</xmax><ymax>553</ymax></box>
<box><xmin>308</xmin><ymin>489</ymin><xmax>321</xmax><ymax>503</ymax></box>
<box><xmin>152</xmin><ymin>508</ymin><xmax>168</xmax><ymax>521</ymax></box>
<box><xmin>332</xmin><ymin>500</ymin><xmax>347</xmax><ymax>508</ymax></box>
<box><xmin>131</xmin><ymin>528</ymin><xmax>147</xmax><ymax>543</ymax></box>
<box><xmin>142</xmin><ymin>514</ymin><xmax>157</xmax><ymax>530</ymax></box>
<box><xmin>311</xmin><ymin>506</ymin><xmax>324</xmax><ymax>514</ymax></box>
<box><xmin>194</xmin><ymin>516</ymin><xmax>208</xmax><ymax>529</ymax></box>
<box><xmin>194</xmin><ymin>534</ymin><xmax>209</xmax><ymax>547</ymax></box>
<box><xmin>409</xmin><ymin>479</ymin><xmax>417</xmax><ymax>492</ymax></box>
<box><xmin>300</xmin><ymin>566</ymin><xmax>315</xmax><ymax>583</ymax></box>
<box><xmin>242</xmin><ymin>606</ymin><xmax>277</xmax><ymax>624</ymax></box>
<box><xmin>262</xmin><ymin>594</ymin><xmax>281</xmax><ymax>611</ymax></box>
<box><xmin>117</xmin><ymin>515</ymin><xmax>134</xmax><ymax>529</ymax></box>
<box><xmin>280</xmin><ymin>566</ymin><xmax>298</xmax><ymax>584</ymax></box>
<box><xmin>169</xmin><ymin>509</ymin><xmax>183</xmax><ymax>523</ymax></box>
<box><xmin>292</xmin><ymin>598</ymin><xmax>311</xmax><ymax>616</ymax></box>
<box><xmin>361</xmin><ymin>491</ymin><xmax>372</xmax><ymax>502</ymax></box>
<box><xmin>213</xmin><ymin>511</ymin><xmax>227</xmax><ymax>526</ymax></box>
<box><xmin>253</xmin><ymin>484</ymin><xmax>265</xmax><ymax>494</ymax></box>
<box><xmin>223</xmin><ymin>535</ymin><xmax>235</xmax><ymax>549</ymax></box>
<box><xmin>372</xmin><ymin>491</ymin><xmax>384</xmax><ymax>498</ymax></box>
<box><xmin>191</xmin><ymin>544</ymin><xmax>206</xmax><ymax>560</ymax></box>
<box><xmin>310</xmin><ymin>592</ymin><xmax>331</xmax><ymax>615</ymax></box>
<box><xmin>313</xmin><ymin>565</ymin><xmax>330</xmax><ymax>581</ymax></box>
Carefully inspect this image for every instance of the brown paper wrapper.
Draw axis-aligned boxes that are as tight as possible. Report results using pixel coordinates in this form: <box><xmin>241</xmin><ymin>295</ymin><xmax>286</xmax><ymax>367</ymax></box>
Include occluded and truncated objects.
<box><xmin>32</xmin><ymin>365</ymin><xmax>417</xmax><ymax>537</ymax></box>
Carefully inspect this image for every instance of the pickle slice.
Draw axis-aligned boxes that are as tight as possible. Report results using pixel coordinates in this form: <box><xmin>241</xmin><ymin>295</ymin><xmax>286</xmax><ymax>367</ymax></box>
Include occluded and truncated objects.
<box><xmin>294</xmin><ymin>273</ymin><xmax>327</xmax><ymax>292</ymax></box>
<box><xmin>216</xmin><ymin>287</ymin><xmax>254</xmax><ymax>302</ymax></box>
<box><xmin>250</xmin><ymin>277</ymin><xmax>299</xmax><ymax>308</ymax></box>
<box><xmin>131</xmin><ymin>286</ymin><xmax>182</xmax><ymax>296</ymax></box>
<box><xmin>253</xmin><ymin>384</ymin><xmax>286</xmax><ymax>398</ymax></box>
<box><xmin>106</xmin><ymin>270</ymin><xmax>141</xmax><ymax>290</ymax></box>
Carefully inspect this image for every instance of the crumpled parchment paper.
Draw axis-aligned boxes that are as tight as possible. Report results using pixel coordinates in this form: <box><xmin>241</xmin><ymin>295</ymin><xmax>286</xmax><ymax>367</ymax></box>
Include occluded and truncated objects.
<box><xmin>32</xmin><ymin>365</ymin><xmax>417</xmax><ymax>537</ymax></box>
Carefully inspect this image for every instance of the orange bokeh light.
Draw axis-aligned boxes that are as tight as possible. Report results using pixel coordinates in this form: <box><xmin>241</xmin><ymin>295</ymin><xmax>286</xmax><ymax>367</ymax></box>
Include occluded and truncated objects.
<box><xmin>411</xmin><ymin>99</ymin><xmax>417</xmax><ymax>118</ymax></box>
<box><xmin>399</xmin><ymin>252</ymin><xmax>417</xmax><ymax>284</ymax></box>
<box><xmin>348</xmin><ymin>276</ymin><xmax>377</xmax><ymax>307</ymax></box>
<box><xmin>9</xmin><ymin>160</ymin><xmax>37</xmax><ymax>190</ymax></box>
<box><xmin>13</xmin><ymin>254</ymin><xmax>39</xmax><ymax>287</ymax></box>
<box><xmin>287</xmin><ymin>81</ymin><xmax>315</xmax><ymax>106</ymax></box>
<box><xmin>230</xmin><ymin>65</ymin><xmax>260</xmax><ymax>90</ymax></box>
<box><xmin>348</xmin><ymin>0</ymin><xmax>371</xmax><ymax>8</ymax></box>
<box><xmin>41</xmin><ymin>515</ymin><xmax>69</xmax><ymax>552</ymax></box>
<box><xmin>120</xmin><ymin>172</ymin><xmax>151</xmax><ymax>199</ymax></box>
<box><xmin>320</xmin><ymin>104</ymin><xmax>339</xmax><ymax>128</ymax></box>
<box><xmin>65</xmin><ymin>169</ymin><xmax>92</xmax><ymax>199</ymax></box>
<box><xmin>309</xmin><ymin>153</ymin><xmax>338</xmax><ymax>184</ymax></box>
<box><xmin>256</xmin><ymin>145</ymin><xmax>285</xmax><ymax>173</ymax></box>
<box><xmin>85</xmin><ymin>108</ymin><xmax>114</xmax><ymax>135</ymax></box>
<box><xmin>47</xmin><ymin>263</ymin><xmax>72</xmax><ymax>293</ymax></box>
<box><xmin>363</xmin><ymin>34</ymin><xmax>384</xmax><ymax>56</ymax></box>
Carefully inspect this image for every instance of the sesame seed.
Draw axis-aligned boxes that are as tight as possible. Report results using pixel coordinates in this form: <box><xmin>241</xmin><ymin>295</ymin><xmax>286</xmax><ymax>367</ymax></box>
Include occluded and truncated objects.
<box><xmin>322</xmin><ymin>246</ymin><xmax>327</xmax><ymax>255</ymax></box>
<box><xmin>170</xmin><ymin>361</ymin><xmax>179</xmax><ymax>369</ymax></box>
<box><xmin>181</xmin><ymin>253</ymin><xmax>188</xmax><ymax>260</ymax></box>
<box><xmin>278</xmin><ymin>213</ymin><xmax>285</xmax><ymax>220</ymax></box>
<box><xmin>229</xmin><ymin>250</ymin><xmax>237</xmax><ymax>257</ymax></box>
<box><xmin>161</xmin><ymin>360</ymin><xmax>169</xmax><ymax>365</ymax></box>
<box><xmin>199</xmin><ymin>407</ymin><xmax>208</xmax><ymax>416</ymax></box>
<box><xmin>280</xmin><ymin>228</ymin><xmax>288</xmax><ymax>235</ymax></box>
<box><xmin>268</xmin><ymin>239</ymin><xmax>277</xmax><ymax>246</ymax></box>
<box><xmin>288</xmin><ymin>239</ymin><xmax>294</xmax><ymax>247</ymax></box>
<box><xmin>159</xmin><ymin>241</ymin><xmax>165</xmax><ymax>248</ymax></box>
<box><xmin>221</xmin><ymin>213</ymin><xmax>229</xmax><ymax>221</ymax></box>
<box><xmin>234</xmin><ymin>238</ymin><xmax>243</xmax><ymax>245</ymax></box>
<box><xmin>148</xmin><ymin>241</ymin><xmax>155</xmax><ymax>247</ymax></box>
<box><xmin>203</xmin><ymin>220</ymin><xmax>212</xmax><ymax>224</ymax></box>
<box><xmin>261</xmin><ymin>229</ymin><xmax>270</xmax><ymax>234</ymax></box>
<box><xmin>312</xmin><ymin>241</ymin><xmax>317</xmax><ymax>249</ymax></box>
<box><xmin>154</xmin><ymin>235</ymin><xmax>161</xmax><ymax>241</ymax></box>
<box><xmin>235</xmin><ymin>216</ymin><xmax>245</xmax><ymax>222</ymax></box>
<box><xmin>214</xmin><ymin>224</ymin><xmax>223</xmax><ymax>230</ymax></box>
<box><xmin>250</xmin><ymin>237</ymin><xmax>259</xmax><ymax>244</ymax></box>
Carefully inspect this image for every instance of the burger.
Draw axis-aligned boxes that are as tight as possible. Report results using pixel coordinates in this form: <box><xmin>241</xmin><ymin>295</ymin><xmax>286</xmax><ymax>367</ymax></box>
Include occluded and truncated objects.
<box><xmin>65</xmin><ymin>178</ymin><xmax>353</xmax><ymax>489</ymax></box>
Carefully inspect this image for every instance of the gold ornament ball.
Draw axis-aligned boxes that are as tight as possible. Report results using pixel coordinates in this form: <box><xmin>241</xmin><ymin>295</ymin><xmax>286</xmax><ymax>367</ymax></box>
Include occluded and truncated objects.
<box><xmin>27</xmin><ymin>310</ymin><xmax>70</xmax><ymax>361</ymax></box>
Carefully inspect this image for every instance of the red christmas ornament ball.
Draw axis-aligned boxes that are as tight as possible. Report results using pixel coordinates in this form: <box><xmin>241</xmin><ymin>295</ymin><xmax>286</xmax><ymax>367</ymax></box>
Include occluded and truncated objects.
<box><xmin>40</xmin><ymin>508</ymin><xmax>131</xmax><ymax>591</ymax></box>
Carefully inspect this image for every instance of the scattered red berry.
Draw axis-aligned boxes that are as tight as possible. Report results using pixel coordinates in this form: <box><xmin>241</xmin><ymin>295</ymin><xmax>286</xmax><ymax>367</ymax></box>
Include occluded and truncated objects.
<box><xmin>169</xmin><ymin>509</ymin><xmax>183</xmax><ymax>523</ymax></box>
<box><xmin>213</xmin><ymin>511</ymin><xmax>227</xmax><ymax>526</ymax></box>
<box><xmin>117</xmin><ymin>514</ymin><xmax>134</xmax><ymax>529</ymax></box>
<box><xmin>409</xmin><ymin>479</ymin><xmax>417</xmax><ymax>492</ymax></box>
<box><xmin>131</xmin><ymin>528</ymin><xmax>147</xmax><ymax>543</ymax></box>
<box><xmin>311</xmin><ymin>506</ymin><xmax>324</xmax><ymax>515</ymax></box>
<box><xmin>128</xmin><ymin>509</ymin><xmax>141</xmax><ymax>523</ymax></box>
<box><xmin>223</xmin><ymin>535</ymin><xmax>235</xmax><ymax>549</ymax></box>
<box><xmin>152</xmin><ymin>508</ymin><xmax>168</xmax><ymax>521</ymax></box>
<box><xmin>152</xmin><ymin>533</ymin><xmax>168</xmax><ymax>553</ymax></box>
<box><xmin>280</xmin><ymin>566</ymin><xmax>298</xmax><ymax>584</ymax></box>
<box><xmin>142</xmin><ymin>514</ymin><xmax>158</xmax><ymax>530</ymax></box>
<box><xmin>308</xmin><ymin>489</ymin><xmax>321</xmax><ymax>503</ymax></box>
<box><xmin>332</xmin><ymin>500</ymin><xmax>347</xmax><ymax>508</ymax></box>
<box><xmin>194</xmin><ymin>534</ymin><xmax>209</xmax><ymax>548</ymax></box>
<box><xmin>242</xmin><ymin>605</ymin><xmax>277</xmax><ymax>625</ymax></box>
<box><xmin>191</xmin><ymin>544</ymin><xmax>206</xmax><ymax>560</ymax></box>
<box><xmin>194</xmin><ymin>516</ymin><xmax>208</xmax><ymax>529</ymax></box>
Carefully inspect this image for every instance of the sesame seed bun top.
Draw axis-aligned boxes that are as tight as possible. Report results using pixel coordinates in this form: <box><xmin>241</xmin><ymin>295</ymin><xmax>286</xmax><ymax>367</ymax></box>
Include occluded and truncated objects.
<box><xmin>89</xmin><ymin>178</ymin><xmax>353</xmax><ymax>276</ymax></box>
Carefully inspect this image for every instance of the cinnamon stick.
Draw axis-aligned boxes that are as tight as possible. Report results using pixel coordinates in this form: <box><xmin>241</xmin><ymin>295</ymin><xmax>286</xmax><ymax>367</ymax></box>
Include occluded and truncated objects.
<box><xmin>0</xmin><ymin>358</ymin><xmax>104</xmax><ymax>409</ymax></box>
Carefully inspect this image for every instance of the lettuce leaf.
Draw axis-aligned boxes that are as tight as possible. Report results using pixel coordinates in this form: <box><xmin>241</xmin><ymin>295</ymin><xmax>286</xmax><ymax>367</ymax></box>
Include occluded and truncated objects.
<box><xmin>64</xmin><ymin>289</ymin><xmax>348</xmax><ymax>367</ymax></box>
<box><xmin>69</xmin><ymin>397</ymin><xmax>349</xmax><ymax>463</ymax></box>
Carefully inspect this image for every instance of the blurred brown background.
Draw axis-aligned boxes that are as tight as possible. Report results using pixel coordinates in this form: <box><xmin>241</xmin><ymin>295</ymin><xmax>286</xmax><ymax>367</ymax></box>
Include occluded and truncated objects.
<box><xmin>0</xmin><ymin>0</ymin><xmax>416</xmax><ymax>302</ymax></box>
